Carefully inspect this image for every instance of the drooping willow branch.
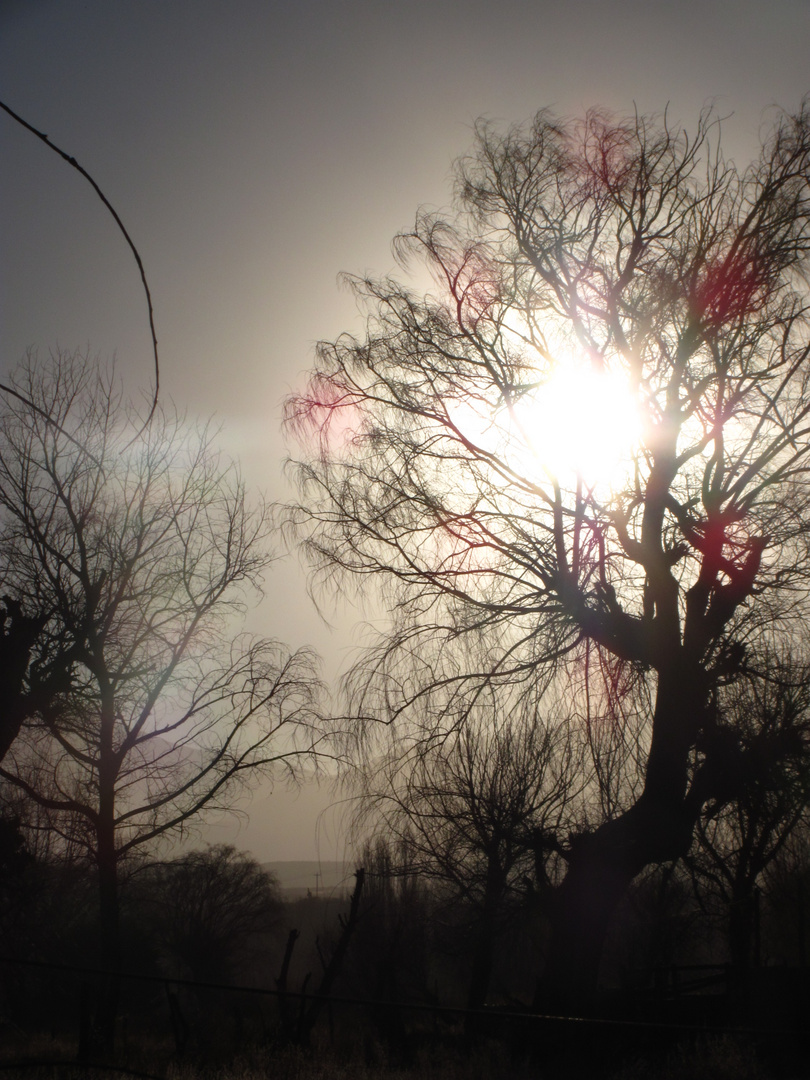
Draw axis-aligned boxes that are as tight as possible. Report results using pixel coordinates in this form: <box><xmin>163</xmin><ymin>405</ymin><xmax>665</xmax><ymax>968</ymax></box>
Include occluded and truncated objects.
<box><xmin>0</xmin><ymin>99</ymin><xmax>160</xmax><ymax>437</ymax></box>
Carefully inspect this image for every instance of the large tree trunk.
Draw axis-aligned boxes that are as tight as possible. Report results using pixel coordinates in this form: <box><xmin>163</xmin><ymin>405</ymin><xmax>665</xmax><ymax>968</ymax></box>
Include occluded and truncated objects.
<box><xmin>534</xmin><ymin>808</ymin><xmax>693</xmax><ymax>1013</ymax></box>
<box><xmin>535</xmin><ymin>836</ymin><xmax>636</xmax><ymax>1013</ymax></box>
<box><xmin>536</xmin><ymin>668</ymin><xmax>706</xmax><ymax>1014</ymax></box>
<box><xmin>94</xmin><ymin>847</ymin><xmax>122</xmax><ymax>1058</ymax></box>
<box><xmin>728</xmin><ymin>884</ymin><xmax>759</xmax><ymax>970</ymax></box>
<box><xmin>466</xmin><ymin>920</ymin><xmax>496</xmax><ymax>1016</ymax></box>
<box><xmin>92</xmin><ymin>730</ymin><xmax>121</xmax><ymax>1059</ymax></box>
<box><xmin>465</xmin><ymin>861</ymin><xmax>506</xmax><ymax>1015</ymax></box>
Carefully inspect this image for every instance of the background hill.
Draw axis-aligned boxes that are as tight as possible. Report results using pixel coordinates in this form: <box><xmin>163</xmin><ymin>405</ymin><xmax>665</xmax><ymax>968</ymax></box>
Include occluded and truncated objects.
<box><xmin>264</xmin><ymin>860</ymin><xmax>352</xmax><ymax>899</ymax></box>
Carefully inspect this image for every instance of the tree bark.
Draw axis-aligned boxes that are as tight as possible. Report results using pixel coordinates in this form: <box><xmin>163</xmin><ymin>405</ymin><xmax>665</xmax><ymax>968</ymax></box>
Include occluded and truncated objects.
<box><xmin>536</xmin><ymin>666</ymin><xmax>706</xmax><ymax>1014</ymax></box>
<box><xmin>465</xmin><ymin>861</ymin><xmax>506</xmax><ymax>1015</ymax></box>
<box><xmin>728</xmin><ymin>887</ymin><xmax>758</xmax><ymax>970</ymax></box>
<box><xmin>94</xmin><ymin>849</ymin><xmax>121</xmax><ymax>1057</ymax></box>
<box><xmin>93</xmin><ymin>712</ymin><xmax>121</xmax><ymax>1059</ymax></box>
<box><xmin>534</xmin><ymin>808</ymin><xmax>682</xmax><ymax>1013</ymax></box>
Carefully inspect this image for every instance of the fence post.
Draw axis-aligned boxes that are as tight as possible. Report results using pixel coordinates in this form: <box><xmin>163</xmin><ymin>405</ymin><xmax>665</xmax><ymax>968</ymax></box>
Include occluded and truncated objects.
<box><xmin>77</xmin><ymin>980</ymin><xmax>91</xmax><ymax>1062</ymax></box>
<box><xmin>166</xmin><ymin>985</ymin><xmax>188</xmax><ymax>1055</ymax></box>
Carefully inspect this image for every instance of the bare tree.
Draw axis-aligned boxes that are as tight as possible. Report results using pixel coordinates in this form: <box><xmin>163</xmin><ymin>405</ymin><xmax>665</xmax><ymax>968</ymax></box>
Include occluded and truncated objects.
<box><xmin>139</xmin><ymin>844</ymin><xmax>282</xmax><ymax>985</ymax></box>
<box><xmin>684</xmin><ymin>656</ymin><xmax>810</xmax><ymax>969</ymax></box>
<box><xmin>287</xmin><ymin>103</ymin><xmax>810</xmax><ymax>1009</ymax></box>
<box><xmin>0</xmin><ymin>592</ymin><xmax>84</xmax><ymax>769</ymax></box>
<box><xmin>760</xmin><ymin>817</ymin><xmax>810</xmax><ymax>966</ymax></box>
<box><xmin>356</xmin><ymin>691</ymin><xmax>578</xmax><ymax>1010</ymax></box>
<box><xmin>0</xmin><ymin>349</ymin><xmax>323</xmax><ymax>1051</ymax></box>
<box><xmin>0</xmin><ymin>100</ymin><xmax>166</xmax><ymax>771</ymax></box>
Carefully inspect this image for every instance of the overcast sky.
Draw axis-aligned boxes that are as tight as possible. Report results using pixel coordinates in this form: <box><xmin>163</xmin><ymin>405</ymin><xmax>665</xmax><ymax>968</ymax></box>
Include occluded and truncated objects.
<box><xmin>1</xmin><ymin>0</ymin><xmax>808</xmax><ymax>867</ymax></box>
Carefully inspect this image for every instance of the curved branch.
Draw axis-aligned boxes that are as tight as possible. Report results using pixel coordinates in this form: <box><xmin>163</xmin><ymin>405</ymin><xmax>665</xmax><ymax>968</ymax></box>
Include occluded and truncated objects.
<box><xmin>0</xmin><ymin>99</ymin><xmax>160</xmax><ymax>434</ymax></box>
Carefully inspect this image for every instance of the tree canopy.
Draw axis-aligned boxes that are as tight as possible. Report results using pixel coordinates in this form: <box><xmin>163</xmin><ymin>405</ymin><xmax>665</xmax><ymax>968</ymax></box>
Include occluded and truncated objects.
<box><xmin>0</xmin><ymin>350</ymin><xmax>324</xmax><ymax>1048</ymax></box>
<box><xmin>287</xmin><ymin>103</ymin><xmax>810</xmax><ymax>1006</ymax></box>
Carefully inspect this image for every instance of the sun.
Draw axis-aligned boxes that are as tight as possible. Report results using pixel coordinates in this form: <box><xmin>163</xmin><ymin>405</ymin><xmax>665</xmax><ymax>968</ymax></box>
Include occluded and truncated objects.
<box><xmin>513</xmin><ymin>359</ymin><xmax>642</xmax><ymax>489</ymax></box>
<box><xmin>444</xmin><ymin>356</ymin><xmax>643</xmax><ymax>495</ymax></box>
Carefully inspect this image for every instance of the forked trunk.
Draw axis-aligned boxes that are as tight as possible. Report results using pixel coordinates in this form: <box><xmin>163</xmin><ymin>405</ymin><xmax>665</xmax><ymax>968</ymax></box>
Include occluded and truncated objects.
<box><xmin>535</xmin><ymin>817</ymin><xmax>640</xmax><ymax>1014</ymax></box>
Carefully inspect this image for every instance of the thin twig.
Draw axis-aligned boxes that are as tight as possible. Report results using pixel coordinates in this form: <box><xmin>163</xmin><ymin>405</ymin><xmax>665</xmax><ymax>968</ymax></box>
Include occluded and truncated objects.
<box><xmin>0</xmin><ymin>99</ymin><xmax>160</xmax><ymax>437</ymax></box>
<box><xmin>0</xmin><ymin>381</ymin><xmax>104</xmax><ymax>469</ymax></box>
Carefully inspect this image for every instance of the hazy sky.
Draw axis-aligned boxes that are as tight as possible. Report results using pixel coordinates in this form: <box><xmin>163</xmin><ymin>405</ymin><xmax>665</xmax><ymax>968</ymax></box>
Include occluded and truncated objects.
<box><xmin>1</xmin><ymin>0</ymin><xmax>808</xmax><ymax>865</ymax></box>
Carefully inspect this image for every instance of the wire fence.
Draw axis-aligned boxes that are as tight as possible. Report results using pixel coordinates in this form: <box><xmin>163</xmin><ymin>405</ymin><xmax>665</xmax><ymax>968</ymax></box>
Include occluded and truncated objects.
<box><xmin>1</xmin><ymin>953</ymin><xmax>808</xmax><ymax>1080</ymax></box>
<box><xmin>0</xmin><ymin>952</ymin><xmax>806</xmax><ymax>1041</ymax></box>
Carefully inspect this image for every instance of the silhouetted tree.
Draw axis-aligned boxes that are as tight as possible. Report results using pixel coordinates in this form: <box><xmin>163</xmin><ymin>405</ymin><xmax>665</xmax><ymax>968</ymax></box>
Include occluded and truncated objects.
<box><xmin>287</xmin><ymin>103</ymin><xmax>810</xmax><ymax>1009</ymax></box>
<box><xmin>684</xmin><ymin>656</ymin><xmax>810</xmax><ymax>969</ymax></box>
<box><xmin>0</xmin><ymin>596</ymin><xmax>78</xmax><ymax>765</ymax></box>
<box><xmin>0</xmin><ymin>350</ymin><xmax>323</xmax><ymax>1051</ymax></box>
<box><xmin>0</xmin><ymin>101</ymin><xmax>164</xmax><ymax>771</ymax></box>
<box><xmin>761</xmin><ymin>817</ymin><xmax>810</xmax><ymax>966</ymax></box>
<box><xmin>141</xmin><ymin>844</ymin><xmax>282</xmax><ymax>984</ymax></box>
<box><xmin>356</xmin><ymin>691</ymin><xmax>578</xmax><ymax>1009</ymax></box>
<box><xmin>348</xmin><ymin>838</ymin><xmax>432</xmax><ymax>1031</ymax></box>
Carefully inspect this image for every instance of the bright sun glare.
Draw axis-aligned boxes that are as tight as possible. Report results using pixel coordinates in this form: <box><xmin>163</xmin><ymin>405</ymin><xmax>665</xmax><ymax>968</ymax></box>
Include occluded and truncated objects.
<box><xmin>449</xmin><ymin>358</ymin><xmax>642</xmax><ymax>493</ymax></box>
<box><xmin>516</xmin><ymin>360</ymin><xmax>642</xmax><ymax>488</ymax></box>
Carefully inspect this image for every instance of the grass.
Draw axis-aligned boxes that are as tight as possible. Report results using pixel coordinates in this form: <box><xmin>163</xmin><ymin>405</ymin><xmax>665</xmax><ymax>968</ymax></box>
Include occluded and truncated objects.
<box><xmin>0</xmin><ymin>1025</ymin><xmax>802</xmax><ymax>1079</ymax></box>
